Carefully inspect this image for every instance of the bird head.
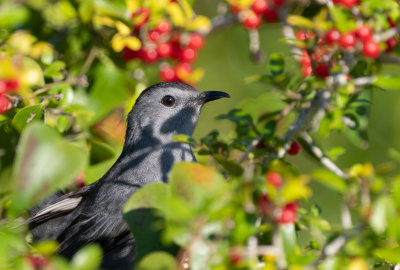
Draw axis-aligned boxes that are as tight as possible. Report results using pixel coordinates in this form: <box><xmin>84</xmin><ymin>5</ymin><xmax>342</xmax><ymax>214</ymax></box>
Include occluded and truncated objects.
<box><xmin>125</xmin><ymin>81</ymin><xmax>230</xmax><ymax>145</ymax></box>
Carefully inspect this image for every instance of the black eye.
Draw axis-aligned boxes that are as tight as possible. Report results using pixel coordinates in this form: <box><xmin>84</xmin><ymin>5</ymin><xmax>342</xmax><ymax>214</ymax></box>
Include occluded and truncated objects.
<box><xmin>161</xmin><ymin>95</ymin><xmax>175</xmax><ymax>107</ymax></box>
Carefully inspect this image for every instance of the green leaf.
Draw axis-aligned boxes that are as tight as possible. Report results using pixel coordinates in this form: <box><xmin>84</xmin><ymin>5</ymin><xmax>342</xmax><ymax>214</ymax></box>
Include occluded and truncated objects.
<box><xmin>79</xmin><ymin>0</ymin><xmax>94</xmax><ymax>23</ymax></box>
<box><xmin>373</xmin><ymin>247</ymin><xmax>400</xmax><ymax>263</ymax></box>
<box><xmin>71</xmin><ymin>244</ymin><xmax>103</xmax><ymax>270</ymax></box>
<box><xmin>172</xmin><ymin>134</ymin><xmax>196</xmax><ymax>146</ymax></box>
<box><xmin>312</xmin><ymin>169</ymin><xmax>347</xmax><ymax>193</ymax></box>
<box><xmin>56</xmin><ymin>115</ymin><xmax>70</xmax><ymax>133</ymax></box>
<box><xmin>287</xmin><ymin>15</ymin><xmax>313</xmax><ymax>28</ymax></box>
<box><xmin>212</xmin><ymin>154</ymin><xmax>243</xmax><ymax>176</ymax></box>
<box><xmin>124</xmin><ymin>208</ymin><xmax>179</xmax><ymax>263</ymax></box>
<box><xmin>0</xmin><ymin>4</ymin><xmax>29</xmax><ymax>29</ymax></box>
<box><xmin>12</xmin><ymin>105</ymin><xmax>43</xmax><ymax>131</ymax></box>
<box><xmin>135</xmin><ymin>252</ymin><xmax>177</xmax><ymax>270</ymax></box>
<box><xmin>280</xmin><ymin>224</ymin><xmax>297</xmax><ymax>263</ymax></box>
<box><xmin>169</xmin><ymin>162</ymin><xmax>229</xmax><ymax>209</ymax></box>
<box><xmin>44</xmin><ymin>60</ymin><xmax>66</xmax><ymax>79</ymax></box>
<box><xmin>370</xmin><ymin>196</ymin><xmax>395</xmax><ymax>234</ymax></box>
<box><xmin>373</xmin><ymin>75</ymin><xmax>400</xmax><ymax>90</ymax></box>
<box><xmin>88</xmin><ymin>63</ymin><xmax>129</xmax><ymax>124</ymax></box>
<box><xmin>123</xmin><ymin>183</ymin><xmax>169</xmax><ymax>214</ymax></box>
<box><xmin>11</xmin><ymin>122</ymin><xmax>87</xmax><ymax>215</ymax></box>
<box><xmin>281</xmin><ymin>176</ymin><xmax>311</xmax><ymax>202</ymax></box>
<box><xmin>330</xmin><ymin>6</ymin><xmax>355</xmax><ymax>32</ymax></box>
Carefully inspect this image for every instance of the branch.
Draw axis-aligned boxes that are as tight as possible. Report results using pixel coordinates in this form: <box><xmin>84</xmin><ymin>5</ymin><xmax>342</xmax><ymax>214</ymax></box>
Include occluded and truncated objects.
<box><xmin>300</xmin><ymin>132</ymin><xmax>349</xmax><ymax>179</ymax></box>
<box><xmin>277</xmin><ymin>90</ymin><xmax>330</xmax><ymax>158</ymax></box>
<box><xmin>278</xmin><ymin>7</ymin><xmax>303</xmax><ymax>61</ymax></box>
<box><xmin>237</xmin><ymin>100</ymin><xmax>297</xmax><ymax>163</ymax></box>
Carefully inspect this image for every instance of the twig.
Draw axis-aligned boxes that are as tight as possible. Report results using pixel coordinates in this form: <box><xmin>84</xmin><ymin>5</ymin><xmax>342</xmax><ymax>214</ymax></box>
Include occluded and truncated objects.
<box><xmin>79</xmin><ymin>46</ymin><xmax>98</xmax><ymax>77</ymax></box>
<box><xmin>278</xmin><ymin>7</ymin><xmax>303</xmax><ymax>61</ymax></box>
<box><xmin>300</xmin><ymin>132</ymin><xmax>349</xmax><ymax>179</ymax></box>
<box><xmin>237</xmin><ymin>100</ymin><xmax>297</xmax><ymax>163</ymax></box>
<box><xmin>277</xmin><ymin>90</ymin><xmax>330</xmax><ymax>158</ymax></box>
<box><xmin>374</xmin><ymin>26</ymin><xmax>400</xmax><ymax>42</ymax></box>
<box><xmin>208</xmin><ymin>14</ymin><xmax>238</xmax><ymax>34</ymax></box>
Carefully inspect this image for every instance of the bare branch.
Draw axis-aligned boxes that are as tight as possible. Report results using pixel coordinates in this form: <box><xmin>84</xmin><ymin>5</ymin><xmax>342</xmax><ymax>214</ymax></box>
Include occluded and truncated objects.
<box><xmin>300</xmin><ymin>132</ymin><xmax>349</xmax><ymax>179</ymax></box>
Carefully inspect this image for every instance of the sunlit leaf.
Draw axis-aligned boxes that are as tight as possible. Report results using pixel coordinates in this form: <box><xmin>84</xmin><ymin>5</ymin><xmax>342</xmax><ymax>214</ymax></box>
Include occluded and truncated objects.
<box><xmin>71</xmin><ymin>244</ymin><xmax>103</xmax><ymax>270</ymax></box>
<box><xmin>312</xmin><ymin>169</ymin><xmax>347</xmax><ymax>193</ymax></box>
<box><xmin>135</xmin><ymin>252</ymin><xmax>177</xmax><ymax>270</ymax></box>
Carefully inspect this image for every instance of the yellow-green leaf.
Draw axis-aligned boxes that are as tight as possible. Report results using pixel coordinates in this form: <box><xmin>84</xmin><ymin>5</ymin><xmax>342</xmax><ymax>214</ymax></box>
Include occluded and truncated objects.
<box><xmin>287</xmin><ymin>15</ymin><xmax>313</xmax><ymax>29</ymax></box>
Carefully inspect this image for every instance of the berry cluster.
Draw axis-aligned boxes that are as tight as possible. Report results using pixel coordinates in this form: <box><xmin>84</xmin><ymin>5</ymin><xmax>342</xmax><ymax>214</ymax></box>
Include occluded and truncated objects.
<box><xmin>122</xmin><ymin>8</ymin><xmax>205</xmax><ymax>85</ymax></box>
<box><xmin>0</xmin><ymin>78</ymin><xmax>18</xmax><ymax>114</ymax></box>
<box><xmin>229</xmin><ymin>0</ymin><xmax>281</xmax><ymax>30</ymax></box>
<box><xmin>297</xmin><ymin>14</ymin><xmax>398</xmax><ymax>79</ymax></box>
<box><xmin>258</xmin><ymin>170</ymin><xmax>299</xmax><ymax>224</ymax></box>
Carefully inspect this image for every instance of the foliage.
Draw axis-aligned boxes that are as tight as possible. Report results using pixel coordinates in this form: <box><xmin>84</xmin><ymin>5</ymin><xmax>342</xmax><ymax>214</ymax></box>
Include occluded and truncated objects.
<box><xmin>1</xmin><ymin>0</ymin><xmax>400</xmax><ymax>269</ymax></box>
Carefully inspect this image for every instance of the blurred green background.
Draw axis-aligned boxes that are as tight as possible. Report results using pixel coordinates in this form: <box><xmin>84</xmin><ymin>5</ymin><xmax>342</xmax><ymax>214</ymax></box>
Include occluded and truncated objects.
<box><xmin>192</xmin><ymin>0</ymin><xmax>400</xmax><ymax>225</ymax></box>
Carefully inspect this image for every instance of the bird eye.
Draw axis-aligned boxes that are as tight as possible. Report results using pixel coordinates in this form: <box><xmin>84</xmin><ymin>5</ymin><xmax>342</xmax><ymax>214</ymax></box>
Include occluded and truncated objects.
<box><xmin>161</xmin><ymin>95</ymin><xmax>175</xmax><ymax>107</ymax></box>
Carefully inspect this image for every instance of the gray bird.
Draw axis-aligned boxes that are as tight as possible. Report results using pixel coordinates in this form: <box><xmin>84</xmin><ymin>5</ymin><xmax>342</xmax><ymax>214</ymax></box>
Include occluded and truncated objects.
<box><xmin>26</xmin><ymin>81</ymin><xmax>230</xmax><ymax>269</ymax></box>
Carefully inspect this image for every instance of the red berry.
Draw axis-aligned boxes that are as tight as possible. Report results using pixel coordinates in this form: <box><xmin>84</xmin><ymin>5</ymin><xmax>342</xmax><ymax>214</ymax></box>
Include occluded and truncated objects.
<box><xmin>155</xmin><ymin>19</ymin><xmax>172</xmax><ymax>34</ymax></box>
<box><xmin>157</xmin><ymin>43</ymin><xmax>172</xmax><ymax>58</ymax></box>
<box><xmin>242</xmin><ymin>12</ymin><xmax>262</xmax><ymax>29</ymax></box>
<box><xmin>0</xmin><ymin>81</ymin><xmax>6</xmax><ymax>94</ymax></box>
<box><xmin>340</xmin><ymin>32</ymin><xmax>357</xmax><ymax>49</ymax></box>
<box><xmin>138</xmin><ymin>48</ymin><xmax>158</xmax><ymax>63</ymax></box>
<box><xmin>122</xmin><ymin>48</ymin><xmax>138</xmax><ymax>61</ymax></box>
<box><xmin>159</xmin><ymin>65</ymin><xmax>176</xmax><ymax>81</ymax></box>
<box><xmin>272</xmin><ymin>0</ymin><xmax>284</xmax><ymax>6</ymax></box>
<box><xmin>229</xmin><ymin>250</ymin><xmax>242</xmax><ymax>265</ymax></box>
<box><xmin>258</xmin><ymin>194</ymin><xmax>270</xmax><ymax>215</ymax></box>
<box><xmin>180</xmin><ymin>47</ymin><xmax>197</xmax><ymax>62</ymax></box>
<box><xmin>340</xmin><ymin>0</ymin><xmax>358</xmax><ymax>8</ymax></box>
<box><xmin>362</xmin><ymin>39</ymin><xmax>380</xmax><ymax>59</ymax></box>
<box><xmin>287</xmin><ymin>141</ymin><xmax>301</xmax><ymax>155</ymax></box>
<box><xmin>0</xmin><ymin>95</ymin><xmax>11</xmax><ymax>114</ymax></box>
<box><xmin>325</xmin><ymin>28</ymin><xmax>340</xmax><ymax>44</ymax></box>
<box><xmin>386</xmin><ymin>38</ymin><xmax>397</xmax><ymax>52</ymax></box>
<box><xmin>356</xmin><ymin>25</ymin><xmax>373</xmax><ymax>42</ymax></box>
<box><xmin>266</xmin><ymin>171</ymin><xmax>283</xmax><ymax>188</ymax></box>
<box><xmin>188</xmin><ymin>33</ymin><xmax>205</xmax><ymax>49</ymax></box>
<box><xmin>251</xmin><ymin>0</ymin><xmax>268</xmax><ymax>14</ymax></box>
<box><xmin>315</xmin><ymin>63</ymin><xmax>330</xmax><ymax>78</ymax></box>
<box><xmin>5</xmin><ymin>79</ymin><xmax>19</xmax><ymax>91</ymax></box>
<box><xmin>26</xmin><ymin>255</ymin><xmax>50</xmax><ymax>269</ymax></box>
<box><xmin>278</xmin><ymin>202</ymin><xmax>299</xmax><ymax>224</ymax></box>
<box><xmin>332</xmin><ymin>0</ymin><xmax>341</xmax><ymax>3</ymax></box>
<box><xmin>296</xmin><ymin>30</ymin><xmax>315</xmax><ymax>41</ymax></box>
<box><xmin>148</xmin><ymin>30</ymin><xmax>161</xmax><ymax>42</ymax></box>
<box><xmin>230</xmin><ymin>4</ymin><xmax>242</xmax><ymax>14</ymax></box>
<box><xmin>264</xmin><ymin>8</ymin><xmax>278</xmax><ymax>22</ymax></box>
<box><xmin>387</xmin><ymin>16</ymin><xmax>397</xmax><ymax>28</ymax></box>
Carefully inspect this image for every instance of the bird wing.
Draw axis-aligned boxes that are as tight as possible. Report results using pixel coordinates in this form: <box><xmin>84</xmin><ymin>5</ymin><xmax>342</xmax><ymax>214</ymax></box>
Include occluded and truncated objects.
<box><xmin>25</xmin><ymin>186</ymin><xmax>89</xmax><ymax>225</ymax></box>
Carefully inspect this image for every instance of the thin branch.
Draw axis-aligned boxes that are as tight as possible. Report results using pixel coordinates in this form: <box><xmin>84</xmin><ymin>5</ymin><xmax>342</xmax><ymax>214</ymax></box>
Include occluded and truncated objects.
<box><xmin>277</xmin><ymin>90</ymin><xmax>330</xmax><ymax>158</ymax></box>
<box><xmin>237</xmin><ymin>100</ymin><xmax>297</xmax><ymax>163</ymax></box>
<box><xmin>79</xmin><ymin>46</ymin><xmax>99</xmax><ymax>77</ymax></box>
<box><xmin>300</xmin><ymin>132</ymin><xmax>349</xmax><ymax>179</ymax></box>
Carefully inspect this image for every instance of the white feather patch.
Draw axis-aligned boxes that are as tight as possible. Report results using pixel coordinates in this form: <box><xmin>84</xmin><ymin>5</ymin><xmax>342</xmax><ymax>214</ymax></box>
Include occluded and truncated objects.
<box><xmin>33</xmin><ymin>196</ymin><xmax>82</xmax><ymax>219</ymax></box>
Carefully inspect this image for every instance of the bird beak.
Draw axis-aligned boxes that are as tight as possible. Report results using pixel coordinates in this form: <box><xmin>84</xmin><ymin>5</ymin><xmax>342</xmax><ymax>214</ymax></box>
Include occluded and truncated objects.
<box><xmin>202</xmin><ymin>91</ymin><xmax>230</xmax><ymax>104</ymax></box>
